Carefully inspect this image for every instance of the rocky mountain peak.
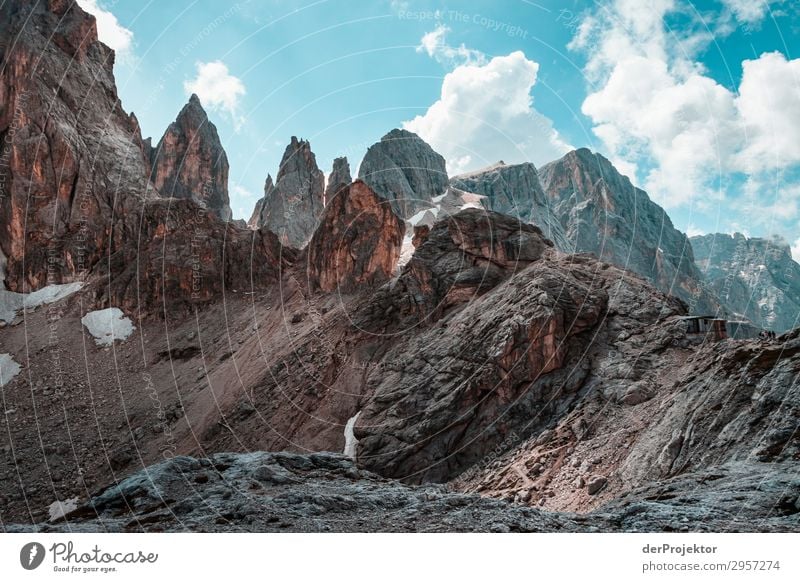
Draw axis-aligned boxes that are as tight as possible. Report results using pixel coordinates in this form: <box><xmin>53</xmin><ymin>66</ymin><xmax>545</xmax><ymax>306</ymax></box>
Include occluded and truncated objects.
<box><xmin>450</xmin><ymin>161</ymin><xmax>570</xmax><ymax>250</ymax></box>
<box><xmin>691</xmin><ymin>232</ymin><xmax>800</xmax><ymax>331</ymax></box>
<box><xmin>325</xmin><ymin>156</ymin><xmax>352</xmax><ymax>203</ymax></box>
<box><xmin>150</xmin><ymin>95</ymin><xmax>232</xmax><ymax>221</ymax></box>
<box><xmin>249</xmin><ymin>136</ymin><xmax>325</xmax><ymax>248</ymax></box>
<box><xmin>357</xmin><ymin>128</ymin><xmax>448</xmax><ymax>219</ymax></box>
<box><xmin>0</xmin><ymin>0</ymin><xmax>149</xmax><ymax>291</ymax></box>
<box><xmin>539</xmin><ymin>149</ymin><xmax>720</xmax><ymax>314</ymax></box>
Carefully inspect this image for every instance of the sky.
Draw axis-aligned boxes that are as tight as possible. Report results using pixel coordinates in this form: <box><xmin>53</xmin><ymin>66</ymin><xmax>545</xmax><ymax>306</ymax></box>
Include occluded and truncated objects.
<box><xmin>77</xmin><ymin>0</ymin><xmax>800</xmax><ymax>257</ymax></box>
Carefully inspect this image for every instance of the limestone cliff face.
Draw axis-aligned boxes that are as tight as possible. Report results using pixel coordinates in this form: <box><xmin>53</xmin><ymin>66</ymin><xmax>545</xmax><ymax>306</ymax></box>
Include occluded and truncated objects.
<box><xmin>306</xmin><ymin>180</ymin><xmax>404</xmax><ymax>293</ymax></box>
<box><xmin>150</xmin><ymin>95</ymin><xmax>232</xmax><ymax>221</ymax></box>
<box><xmin>539</xmin><ymin>149</ymin><xmax>720</xmax><ymax>314</ymax></box>
<box><xmin>692</xmin><ymin>233</ymin><xmax>800</xmax><ymax>332</ymax></box>
<box><xmin>358</xmin><ymin>129</ymin><xmax>448</xmax><ymax>219</ymax></box>
<box><xmin>450</xmin><ymin>162</ymin><xmax>570</xmax><ymax>250</ymax></box>
<box><xmin>248</xmin><ymin>137</ymin><xmax>325</xmax><ymax>248</ymax></box>
<box><xmin>325</xmin><ymin>156</ymin><xmax>352</xmax><ymax>202</ymax></box>
<box><xmin>0</xmin><ymin>0</ymin><xmax>152</xmax><ymax>291</ymax></box>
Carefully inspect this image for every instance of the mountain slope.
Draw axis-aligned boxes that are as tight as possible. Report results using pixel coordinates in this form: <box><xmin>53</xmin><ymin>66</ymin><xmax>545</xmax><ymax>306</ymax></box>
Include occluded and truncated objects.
<box><xmin>538</xmin><ymin>149</ymin><xmax>720</xmax><ymax>314</ymax></box>
<box><xmin>691</xmin><ymin>233</ymin><xmax>800</xmax><ymax>332</ymax></box>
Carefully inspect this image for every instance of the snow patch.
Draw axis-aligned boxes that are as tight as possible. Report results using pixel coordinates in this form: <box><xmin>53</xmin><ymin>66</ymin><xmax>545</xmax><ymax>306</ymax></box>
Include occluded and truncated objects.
<box><xmin>0</xmin><ymin>282</ymin><xmax>84</xmax><ymax>324</ymax></box>
<box><xmin>81</xmin><ymin>308</ymin><xmax>135</xmax><ymax>346</ymax></box>
<box><xmin>343</xmin><ymin>411</ymin><xmax>362</xmax><ymax>460</ymax></box>
<box><xmin>0</xmin><ymin>354</ymin><xmax>21</xmax><ymax>387</ymax></box>
<box><xmin>396</xmin><ymin>234</ymin><xmax>416</xmax><ymax>271</ymax></box>
<box><xmin>408</xmin><ymin>206</ymin><xmax>439</xmax><ymax>226</ymax></box>
<box><xmin>48</xmin><ymin>497</ymin><xmax>79</xmax><ymax>522</ymax></box>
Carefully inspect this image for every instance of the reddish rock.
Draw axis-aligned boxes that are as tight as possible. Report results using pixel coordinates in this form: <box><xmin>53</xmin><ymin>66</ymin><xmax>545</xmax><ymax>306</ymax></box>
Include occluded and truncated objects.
<box><xmin>0</xmin><ymin>0</ymin><xmax>151</xmax><ymax>291</ymax></box>
<box><xmin>307</xmin><ymin>180</ymin><xmax>405</xmax><ymax>293</ymax></box>
<box><xmin>93</xmin><ymin>199</ymin><xmax>289</xmax><ymax>315</ymax></box>
<box><xmin>150</xmin><ymin>94</ymin><xmax>232</xmax><ymax>221</ymax></box>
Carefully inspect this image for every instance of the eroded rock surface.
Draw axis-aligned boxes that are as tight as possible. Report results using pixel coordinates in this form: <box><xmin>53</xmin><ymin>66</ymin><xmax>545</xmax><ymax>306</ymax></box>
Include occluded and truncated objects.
<box><xmin>150</xmin><ymin>94</ymin><xmax>232</xmax><ymax>220</ymax></box>
<box><xmin>358</xmin><ymin>129</ymin><xmax>448</xmax><ymax>219</ymax></box>
<box><xmin>307</xmin><ymin>180</ymin><xmax>404</xmax><ymax>293</ymax></box>
<box><xmin>539</xmin><ymin>149</ymin><xmax>719</xmax><ymax>314</ymax></box>
<box><xmin>692</xmin><ymin>232</ymin><xmax>800</xmax><ymax>332</ymax></box>
<box><xmin>249</xmin><ymin>137</ymin><xmax>325</xmax><ymax>248</ymax></box>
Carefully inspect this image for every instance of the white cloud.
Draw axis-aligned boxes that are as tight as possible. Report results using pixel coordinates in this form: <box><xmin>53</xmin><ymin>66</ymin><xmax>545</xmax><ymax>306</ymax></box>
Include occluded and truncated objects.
<box><xmin>232</xmin><ymin>185</ymin><xmax>255</xmax><ymax>199</ymax></box>
<box><xmin>720</xmin><ymin>0</ymin><xmax>782</xmax><ymax>25</ymax></box>
<box><xmin>735</xmin><ymin>52</ymin><xmax>800</xmax><ymax>172</ymax></box>
<box><xmin>417</xmin><ymin>25</ymin><xmax>486</xmax><ymax>67</ymax></box>
<box><xmin>184</xmin><ymin>61</ymin><xmax>246</xmax><ymax>128</ymax></box>
<box><xmin>685</xmin><ymin>224</ymin><xmax>705</xmax><ymax>238</ymax></box>
<box><xmin>404</xmin><ymin>51</ymin><xmax>572</xmax><ymax>175</ymax></box>
<box><xmin>76</xmin><ymin>0</ymin><xmax>134</xmax><ymax>61</ymax></box>
<box><xmin>571</xmin><ymin>0</ymin><xmax>800</xmax><ymax>212</ymax></box>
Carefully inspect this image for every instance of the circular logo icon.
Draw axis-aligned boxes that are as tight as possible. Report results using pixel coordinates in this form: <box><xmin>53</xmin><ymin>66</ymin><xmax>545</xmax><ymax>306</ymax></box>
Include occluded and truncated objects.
<box><xmin>20</xmin><ymin>542</ymin><xmax>46</xmax><ymax>570</ymax></box>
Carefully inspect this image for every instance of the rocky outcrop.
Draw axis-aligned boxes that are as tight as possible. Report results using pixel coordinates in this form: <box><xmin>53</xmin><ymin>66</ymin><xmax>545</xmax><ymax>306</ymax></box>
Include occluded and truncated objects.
<box><xmin>538</xmin><ymin>149</ymin><xmax>719</xmax><ymax>314</ymax></box>
<box><xmin>454</xmin><ymin>328</ymin><xmax>800</xmax><ymax>514</ymax></box>
<box><xmin>358</xmin><ymin>129</ymin><xmax>448</xmax><ymax>219</ymax></box>
<box><xmin>353</xmin><ymin>210</ymin><xmax>687</xmax><ymax>483</ymax></box>
<box><xmin>691</xmin><ymin>233</ymin><xmax>800</xmax><ymax>332</ymax></box>
<box><xmin>13</xmin><ymin>451</ymin><xmax>795</xmax><ymax>532</ymax></box>
<box><xmin>94</xmin><ymin>199</ymin><xmax>289</xmax><ymax>315</ymax></box>
<box><xmin>450</xmin><ymin>162</ymin><xmax>569</xmax><ymax>250</ymax></box>
<box><xmin>150</xmin><ymin>95</ymin><xmax>232</xmax><ymax>220</ymax></box>
<box><xmin>0</xmin><ymin>0</ymin><xmax>152</xmax><ymax>292</ymax></box>
<box><xmin>248</xmin><ymin>137</ymin><xmax>325</xmax><ymax>248</ymax></box>
<box><xmin>325</xmin><ymin>156</ymin><xmax>352</xmax><ymax>202</ymax></box>
<box><xmin>307</xmin><ymin>180</ymin><xmax>404</xmax><ymax>293</ymax></box>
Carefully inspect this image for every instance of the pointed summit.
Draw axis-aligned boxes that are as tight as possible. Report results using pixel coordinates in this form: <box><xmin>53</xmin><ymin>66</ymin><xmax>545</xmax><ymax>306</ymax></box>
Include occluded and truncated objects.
<box><xmin>358</xmin><ymin>129</ymin><xmax>448</xmax><ymax>219</ymax></box>
<box><xmin>325</xmin><ymin>157</ymin><xmax>352</xmax><ymax>204</ymax></box>
<box><xmin>539</xmin><ymin>149</ymin><xmax>719</xmax><ymax>314</ymax></box>
<box><xmin>150</xmin><ymin>96</ymin><xmax>232</xmax><ymax>220</ymax></box>
<box><xmin>249</xmin><ymin>137</ymin><xmax>325</xmax><ymax>248</ymax></box>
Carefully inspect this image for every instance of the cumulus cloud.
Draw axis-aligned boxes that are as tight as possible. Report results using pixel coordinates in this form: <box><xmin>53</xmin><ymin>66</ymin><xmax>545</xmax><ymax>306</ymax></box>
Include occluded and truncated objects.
<box><xmin>417</xmin><ymin>25</ymin><xmax>487</xmax><ymax>67</ymax></box>
<box><xmin>76</xmin><ymin>0</ymin><xmax>134</xmax><ymax>60</ymax></box>
<box><xmin>184</xmin><ymin>61</ymin><xmax>246</xmax><ymax>129</ymax></box>
<box><xmin>571</xmin><ymin>0</ymin><xmax>800</xmax><ymax>212</ymax></box>
<box><xmin>404</xmin><ymin>51</ymin><xmax>572</xmax><ymax>175</ymax></box>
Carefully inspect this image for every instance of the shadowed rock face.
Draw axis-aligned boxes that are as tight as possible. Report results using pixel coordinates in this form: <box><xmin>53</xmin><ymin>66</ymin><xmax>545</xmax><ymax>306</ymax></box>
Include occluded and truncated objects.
<box><xmin>691</xmin><ymin>233</ymin><xmax>800</xmax><ymax>332</ymax></box>
<box><xmin>307</xmin><ymin>180</ymin><xmax>405</xmax><ymax>293</ymax></box>
<box><xmin>325</xmin><ymin>156</ymin><xmax>352</xmax><ymax>202</ymax></box>
<box><xmin>249</xmin><ymin>137</ymin><xmax>325</xmax><ymax>249</ymax></box>
<box><xmin>539</xmin><ymin>149</ymin><xmax>720</xmax><ymax>314</ymax></box>
<box><xmin>450</xmin><ymin>162</ymin><xmax>570</xmax><ymax>250</ymax></box>
<box><xmin>93</xmin><ymin>199</ymin><xmax>289</xmax><ymax>316</ymax></box>
<box><xmin>358</xmin><ymin>129</ymin><xmax>448</xmax><ymax>219</ymax></box>
<box><xmin>150</xmin><ymin>95</ymin><xmax>232</xmax><ymax>221</ymax></box>
<box><xmin>0</xmin><ymin>0</ymin><xmax>152</xmax><ymax>291</ymax></box>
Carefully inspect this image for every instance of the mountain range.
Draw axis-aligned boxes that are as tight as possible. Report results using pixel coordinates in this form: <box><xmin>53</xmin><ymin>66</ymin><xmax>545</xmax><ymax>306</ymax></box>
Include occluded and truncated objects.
<box><xmin>1</xmin><ymin>0</ymin><xmax>798</xmax><ymax>533</ymax></box>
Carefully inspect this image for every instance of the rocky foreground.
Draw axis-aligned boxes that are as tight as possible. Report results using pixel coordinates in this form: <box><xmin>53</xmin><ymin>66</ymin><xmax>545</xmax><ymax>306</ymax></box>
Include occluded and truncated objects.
<box><xmin>7</xmin><ymin>452</ymin><xmax>798</xmax><ymax>533</ymax></box>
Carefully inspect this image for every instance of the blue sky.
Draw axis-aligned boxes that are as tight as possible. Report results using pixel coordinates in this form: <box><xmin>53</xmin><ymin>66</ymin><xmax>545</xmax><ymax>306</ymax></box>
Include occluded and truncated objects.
<box><xmin>78</xmin><ymin>0</ymin><xmax>799</xmax><ymax>255</ymax></box>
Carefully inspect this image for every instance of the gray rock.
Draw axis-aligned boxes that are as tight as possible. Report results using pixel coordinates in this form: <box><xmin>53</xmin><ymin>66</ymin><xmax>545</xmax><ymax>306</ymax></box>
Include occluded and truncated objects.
<box><xmin>691</xmin><ymin>232</ymin><xmax>800</xmax><ymax>332</ymax></box>
<box><xmin>249</xmin><ymin>137</ymin><xmax>325</xmax><ymax>248</ymax></box>
<box><xmin>538</xmin><ymin>149</ymin><xmax>720</xmax><ymax>315</ymax></box>
<box><xmin>450</xmin><ymin>161</ymin><xmax>569</xmax><ymax>249</ymax></box>
<box><xmin>358</xmin><ymin>129</ymin><xmax>448</xmax><ymax>218</ymax></box>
